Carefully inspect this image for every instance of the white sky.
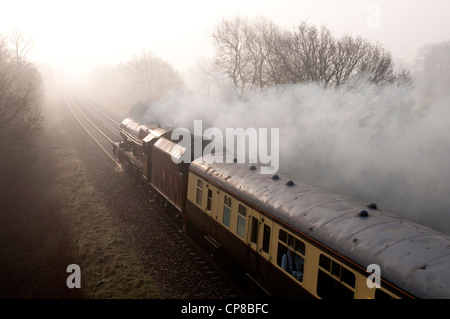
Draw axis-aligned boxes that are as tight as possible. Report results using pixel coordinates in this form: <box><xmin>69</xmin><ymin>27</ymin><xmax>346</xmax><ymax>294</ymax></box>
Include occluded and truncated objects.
<box><xmin>1</xmin><ymin>0</ymin><xmax>450</xmax><ymax>79</ymax></box>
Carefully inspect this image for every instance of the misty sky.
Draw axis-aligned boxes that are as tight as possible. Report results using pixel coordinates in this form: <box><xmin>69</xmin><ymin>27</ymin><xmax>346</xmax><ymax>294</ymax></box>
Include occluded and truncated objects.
<box><xmin>1</xmin><ymin>0</ymin><xmax>450</xmax><ymax>79</ymax></box>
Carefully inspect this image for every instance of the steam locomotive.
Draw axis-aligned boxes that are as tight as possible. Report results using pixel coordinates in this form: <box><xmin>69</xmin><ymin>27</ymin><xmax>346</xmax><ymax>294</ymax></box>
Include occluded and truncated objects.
<box><xmin>113</xmin><ymin>117</ymin><xmax>450</xmax><ymax>299</ymax></box>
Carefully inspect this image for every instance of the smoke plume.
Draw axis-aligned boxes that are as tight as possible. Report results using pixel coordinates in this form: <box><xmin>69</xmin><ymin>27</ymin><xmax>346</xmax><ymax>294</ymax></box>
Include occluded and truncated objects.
<box><xmin>130</xmin><ymin>68</ymin><xmax>450</xmax><ymax>235</ymax></box>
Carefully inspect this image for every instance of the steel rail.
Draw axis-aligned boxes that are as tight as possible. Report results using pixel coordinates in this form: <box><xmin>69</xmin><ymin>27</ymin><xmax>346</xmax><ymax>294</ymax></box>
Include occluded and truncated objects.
<box><xmin>75</xmin><ymin>92</ymin><xmax>120</xmax><ymax>126</ymax></box>
<box><xmin>73</xmin><ymin>92</ymin><xmax>120</xmax><ymax>133</ymax></box>
<box><xmin>67</xmin><ymin>92</ymin><xmax>115</xmax><ymax>144</ymax></box>
<box><xmin>64</xmin><ymin>91</ymin><xmax>120</xmax><ymax>165</ymax></box>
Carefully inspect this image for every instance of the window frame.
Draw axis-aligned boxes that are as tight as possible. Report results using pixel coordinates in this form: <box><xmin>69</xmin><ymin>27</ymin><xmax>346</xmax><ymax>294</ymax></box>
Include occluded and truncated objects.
<box><xmin>222</xmin><ymin>195</ymin><xmax>232</xmax><ymax>228</ymax></box>
<box><xmin>195</xmin><ymin>178</ymin><xmax>203</xmax><ymax>207</ymax></box>
<box><xmin>277</xmin><ymin>229</ymin><xmax>306</xmax><ymax>283</ymax></box>
<box><xmin>236</xmin><ymin>204</ymin><xmax>247</xmax><ymax>239</ymax></box>
<box><xmin>206</xmin><ymin>188</ymin><xmax>212</xmax><ymax>212</ymax></box>
<box><xmin>250</xmin><ymin>216</ymin><xmax>258</xmax><ymax>245</ymax></box>
<box><xmin>261</xmin><ymin>224</ymin><xmax>271</xmax><ymax>254</ymax></box>
<box><xmin>317</xmin><ymin>254</ymin><xmax>356</xmax><ymax>299</ymax></box>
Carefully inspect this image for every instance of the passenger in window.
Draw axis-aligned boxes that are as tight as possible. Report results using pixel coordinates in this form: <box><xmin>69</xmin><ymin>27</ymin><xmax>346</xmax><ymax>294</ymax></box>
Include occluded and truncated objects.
<box><xmin>281</xmin><ymin>250</ymin><xmax>304</xmax><ymax>281</ymax></box>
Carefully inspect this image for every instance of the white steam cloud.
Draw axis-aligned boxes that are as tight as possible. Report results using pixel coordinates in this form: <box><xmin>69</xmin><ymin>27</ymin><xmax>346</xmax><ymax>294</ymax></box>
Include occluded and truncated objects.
<box><xmin>129</xmin><ymin>68</ymin><xmax>450</xmax><ymax>235</ymax></box>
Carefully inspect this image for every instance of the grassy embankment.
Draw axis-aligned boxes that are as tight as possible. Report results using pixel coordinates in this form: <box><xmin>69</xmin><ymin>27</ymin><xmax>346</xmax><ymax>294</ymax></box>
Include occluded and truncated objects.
<box><xmin>0</xmin><ymin>95</ymin><xmax>162</xmax><ymax>298</ymax></box>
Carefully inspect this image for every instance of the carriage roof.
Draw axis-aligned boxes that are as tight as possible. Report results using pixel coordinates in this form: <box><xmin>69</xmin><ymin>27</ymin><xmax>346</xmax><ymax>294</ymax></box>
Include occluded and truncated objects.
<box><xmin>190</xmin><ymin>154</ymin><xmax>450</xmax><ymax>299</ymax></box>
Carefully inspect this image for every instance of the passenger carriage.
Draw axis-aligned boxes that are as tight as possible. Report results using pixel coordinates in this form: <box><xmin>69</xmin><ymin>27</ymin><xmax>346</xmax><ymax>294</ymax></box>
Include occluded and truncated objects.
<box><xmin>186</xmin><ymin>154</ymin><xmax>450</xmax><ymax>299</ymax></box>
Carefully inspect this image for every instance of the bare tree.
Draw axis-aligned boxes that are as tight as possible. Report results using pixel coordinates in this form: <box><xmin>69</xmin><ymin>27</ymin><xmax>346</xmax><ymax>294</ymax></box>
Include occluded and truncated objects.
<box><xmin>241</xmin><ymin>17</ymin><xmax>282</xmax><ymax>89</ymax></box>
<box><xmin>279</xmin><ymin>23</ymin><xmax>411</xmax><ymax>89</ymax></box>
<box><xmin>211</xmin><ymin>16</ymin><xmax>289</xmax><ymax>96</ymax></box>
<box><xmin>0</xmin><ymin>32</ymin><xmax>43</xmax><ymax>183</ymax></box>
<box><xmin>125</xmin><ymin>50</ymin><xmax>182</xmax><ymax>102</ymax></box>
<box><xmin>331</xmin><ymin>34</ymin><xmax>369</xmax><ymax>87</ymax></box>
<box><xmin>415</xmin><ymin>40</ymin><xmax>450</xmax><ymax>102</ymax></box>
<box><xmin>211</xmin><ymin>17</ymin><xmax>248</xmax><ymax>96</ymax></box>
<box><xmin>278</xmin><ymin>22</ymin><xmax>336</xmax><ymax>86</ymax></box>
<box><xmin>8</xmin><ymin>29</ymin><xmax>34</xmax><ymax>67</ymax></box>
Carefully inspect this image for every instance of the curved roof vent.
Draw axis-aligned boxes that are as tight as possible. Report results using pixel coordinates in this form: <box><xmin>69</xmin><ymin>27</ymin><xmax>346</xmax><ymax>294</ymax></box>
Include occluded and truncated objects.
<box><xmin>286</xmin><ymin>180</ymin><xmax>294</xmax><ymax>186</ymax></box>
<box><xmin>358</xmin><ymin>210</ymin><xmax>369</xmax><ymax>217</ymax></box>
<box><xmin>367</xmin><ymin>203</ymin><xmax>377</xmax><ymax>209</ymax></box>
<box><xmin>250</xmin><ymin>165</ymin><xmax>257</xmax><ymax>170</ymax></box>
<box><xmin>272</xmin><ymin>174</ymin><xmax>280</xmax><ymax>180</ymax></box>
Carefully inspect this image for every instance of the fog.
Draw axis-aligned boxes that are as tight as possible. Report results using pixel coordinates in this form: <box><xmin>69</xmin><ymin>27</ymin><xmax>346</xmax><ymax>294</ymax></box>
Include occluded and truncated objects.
<box><xmin>3</xmin><ymin>1</ymin><xmax>450</xmax><ymax>78</ymax></box>
<box><xmin>2</xmin><ymin>0</ymin><xmax>450</xmax><ymax>235</ymax></box>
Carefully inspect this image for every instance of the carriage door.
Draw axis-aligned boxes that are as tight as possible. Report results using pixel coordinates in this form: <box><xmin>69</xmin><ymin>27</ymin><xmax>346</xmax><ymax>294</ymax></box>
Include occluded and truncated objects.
<box><xmin>248</xmin><ymin>212</ymin><xmax>260</xmax><ymax>273</ymax></box>
<box><xmin>206</xmin><ymin>186</ymin><xmax>217</xmax><ymax>238</ymax></box>
<box><xmin>247</xmin><ymin>211</ymin><xmax>272</xmax><ymax>284</ymax></box>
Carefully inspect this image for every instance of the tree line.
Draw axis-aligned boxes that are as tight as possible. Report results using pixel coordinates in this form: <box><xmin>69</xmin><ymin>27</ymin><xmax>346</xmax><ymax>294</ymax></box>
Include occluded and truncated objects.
<box><xmin>415</xmin><ymin>40</ymin><xmax>450</xmax><ymax>105</ymax></box>
<box><xmin>88</xmin><ymin>16</ymin><xmax>449</xmax><ymax>109</ymax></box>
<box><xmin>0</xmin><ymin>30</ymin><xmax>43</xmax><ymax>182</ymax></box>
<box><xmin>87</xmin><ymin>50</ymin><xmax>182</xmax><ymax>112</ymax></box>
<box><xmin>210</xmin><ymin>16</ymin><xmax>414</xmax><ymax>97</ymax></box>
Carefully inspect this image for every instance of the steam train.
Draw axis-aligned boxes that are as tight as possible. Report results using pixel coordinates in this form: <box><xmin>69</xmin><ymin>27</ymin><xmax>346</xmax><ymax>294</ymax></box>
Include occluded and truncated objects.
<box><xmin>113</xmin><ymin>117</ymin><xmax>450</xmax><ymax>299</ymax></box>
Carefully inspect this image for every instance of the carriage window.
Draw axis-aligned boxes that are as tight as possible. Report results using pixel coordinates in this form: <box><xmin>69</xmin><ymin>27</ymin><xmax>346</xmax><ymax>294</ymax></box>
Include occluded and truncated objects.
<box><xmin>196</xmin><ymin>179</ymin><xmax>203</xmax><ymax>207</ymax></box>
<box><xmin>277</xmin><ymin>229</ymin><xmax>305</xmax><ymax>282</ymax></box>
<box><xmin>317</xmin><ymin>254</ymin><xmax>355</xmax><ymax>299</ymax></box>
<box><xmin>319</xmin><ymin>255</ymin><xmax>355</xmax><ymax>287</ymax></box>
<box><xmin>236</xmin><ymin>204</ymin><xmax>246</xmax><ymax>239</ymax></box>
<box><xmin>206</xmin><ymin>189</ymin><xmax>212</xmax><ymax>211</ymax></box>
<box><xmin>250</xmin><ymin>217</ymin><xmax>258</xmax><ymax>245</ymax></box>
<box><xmin>279</xmin><ymin>229</ymin><xmax>288</xmax><ymax>243</ymax></box>
<box><xmin>262</xmin><ymin>224</ymin><xmax>271</xmax><ymax>254</ymax></box>
<box><xmin>222</xmin><ymin>195</ymin><xmax>231</xmax><ymax>227</ymax></box>
<box><xmin>224</xmin><ymin>195</ymin><xmax>231</xmax><ymax>206</ymax></box>
<box><xmin>279</xmin><ymin>229</ymin><xmax>305</xmax><ymax>255</ymax></box>
<box><xmin>238</xmin><ymin>204</ymin><xmax>246</xmax><ymax>216</ymax></box>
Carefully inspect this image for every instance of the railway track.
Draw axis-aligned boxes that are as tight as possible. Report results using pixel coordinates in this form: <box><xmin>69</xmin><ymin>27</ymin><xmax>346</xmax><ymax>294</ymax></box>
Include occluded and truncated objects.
<box><xmin>63</xmin><ymin>91</ymin><xmax>244</xmax><ymax>298</ymax></box>
<box><xmin>64</xmin><ymin>91</ymin><xmax>121</xmax><ymax>165</ymax></box>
